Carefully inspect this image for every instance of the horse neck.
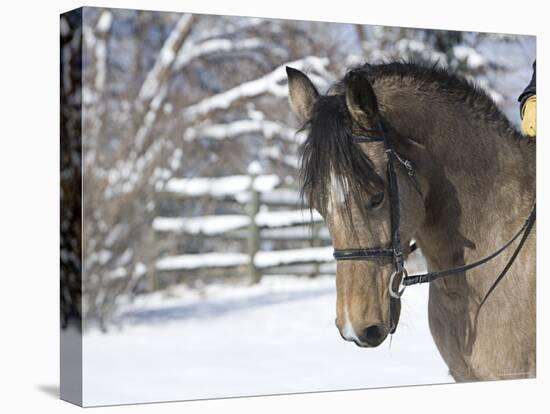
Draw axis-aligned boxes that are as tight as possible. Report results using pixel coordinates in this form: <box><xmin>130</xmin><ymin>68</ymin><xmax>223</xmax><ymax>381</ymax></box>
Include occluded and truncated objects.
<box><xmin>398</xmin><ymin>102</ymin><xmax>535</xmax><ymax>278</ymax></box>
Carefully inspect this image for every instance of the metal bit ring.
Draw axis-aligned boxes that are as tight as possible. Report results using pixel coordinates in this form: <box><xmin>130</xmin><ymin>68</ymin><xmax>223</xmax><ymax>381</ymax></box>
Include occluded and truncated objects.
<box><xmin>389</xmin><ymin>268</ymin><xmax>408</xmax><ymax>299</ymax></box>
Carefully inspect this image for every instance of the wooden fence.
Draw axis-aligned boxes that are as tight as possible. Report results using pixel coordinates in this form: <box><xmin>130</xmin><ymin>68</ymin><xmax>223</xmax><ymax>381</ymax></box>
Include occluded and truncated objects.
<box><xmin>149</xmin><ymin>171</ymin><xmax>335</xmax><ymax>290</ymax></box>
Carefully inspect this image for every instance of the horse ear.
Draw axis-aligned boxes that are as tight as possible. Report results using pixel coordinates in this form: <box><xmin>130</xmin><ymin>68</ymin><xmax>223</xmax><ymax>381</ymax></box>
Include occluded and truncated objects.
<box><xmin>286</xmin><ymin>66</ymin><xmax>319</xmax><ymax>120</ymax></box>
<box><xmin>345</xmin><ymin>70</ymin><xmax>378</xmax><ymax>125</ymax></box>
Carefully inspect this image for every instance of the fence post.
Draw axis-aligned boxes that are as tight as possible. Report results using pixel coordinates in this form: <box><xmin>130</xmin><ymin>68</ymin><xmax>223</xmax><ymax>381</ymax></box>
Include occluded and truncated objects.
<box><xmin>247</xmin><ymin>171</ymin><xmax>262</xmax><ymax>284</ymax></box>
<box><xmin>146</xmin><ymin>195</ymin><xmax>159</xmax><ymax>292</ymax></box>
<box><xmin>146</xmin><ymin>236</ymin><xmax>158</xmax><ymax>292</ymax></box>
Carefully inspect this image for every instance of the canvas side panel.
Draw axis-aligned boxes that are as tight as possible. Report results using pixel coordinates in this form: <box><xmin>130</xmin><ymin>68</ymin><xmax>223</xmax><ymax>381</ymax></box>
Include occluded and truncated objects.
<box><xmin>60</xmin><ymin>7</ymin><xmax>83</xmax><ymax>407</ymax></box>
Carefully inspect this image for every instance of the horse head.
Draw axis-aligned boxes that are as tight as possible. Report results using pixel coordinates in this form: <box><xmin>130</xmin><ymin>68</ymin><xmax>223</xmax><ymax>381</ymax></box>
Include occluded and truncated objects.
<box><xmin>287</xmin><ymin>66</ymin><xmax>426</xmax><ymax>347</ymax></box>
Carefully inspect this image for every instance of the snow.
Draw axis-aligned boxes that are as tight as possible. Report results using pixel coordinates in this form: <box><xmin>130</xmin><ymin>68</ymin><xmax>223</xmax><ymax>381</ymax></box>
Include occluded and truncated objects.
<box><xmin>94</xmin><ymin>13</ymin><xmax>110</xmax><ymax>91</ymax></box>
<box><xmin>153</xmin><ymin>215</ymin><xmax>250</xmax><ymax>235</ymax></box>
<box><xmin>95</xmin><ymin>10</ymin><xmax>113</xmax><ymax>33</ymax></box>
<box><xmin>234</xmin><ymin>181</ymin><xmax>301</xmax><ymax>203</ymax></box>
<box><xmin>393</xmin><ymin>38</ymin><xmax>447</xmax><ymax>64</ymax></box>
<box><xmin>261</xmin><ymin>225</ymin><xmax>330</xmax><ymax>241</ymax></box>
<box><xmin>260</xmin><ymin>188</ymin><xmax>301</xmax><ymax>206</ymax></box>
<box><xmin>60</xmin><ymin>16</ymin><xmax>70</xmax><ymax>37</ymax></box>
<box><xmin>175</xmin><ymin>38</ymin><xmax>281</xmax><ymax>69</ymax></box>
<box><xmin>117</xmin><ymin>248</ymin><xmax>133</xmax><ymax>266</ymax></box>
<box><xmin>104</xmin><ymin>261</ymin><xmax>147</xmax><ymax>282</ymax></box>
<box><xmin>153</xmin><ymin>209</ymin><xmax>323</xmax><ymax>235</ymax></box>
<box><xmin>183</xmin><ymin>119</ymin><xmax>305</xmax><ymax>143</ymax></box>
<box><xmin>192</xmin><ymin>18</ymin><xmax>264</xmax><ymax>46</ymax></box>
<box><xmin>134</xmin><ymin>262</ymin><xmax>147</xmax><ymax>277</ymax></box>
<box><xmin>104</xmin><ymin>223</ymin><xmax>125</xmax><ymax>248</ymax></box>
<box><xmin>138</xmin><ymin>14</ymin><xmax>194</xmax><ymax>102</ymax></box>
<box><xmin>104</xmin><ymin>137</ymin><xmax>166</xmax><ymax>199</ymax></box>
<box><xmin>105</xmin><ymin>267</ymin><xmax>127</xmax><ymax>280</ymax></box>
<box><xmin>254</xmin><ymin>246</ymin><xmax>334</xmax><ymax>268</ymax></box>
<box><xmin>396</xmin><ymin>38</ymin><xmax>426</xmax><ymax>54</ymax></box>
<box><xmin>160</xmin><ymin>48</ymin><xmax>176</xmax><ymax>66</ymax></box>
<box><xmin>161</xmin><ymin>174</ymin><xmax>280</xmax><ymax>197</ymax></box>
<box><xmin>87</xmin><ymin>250</ymin><xmax>112</xmax><ymax>267</ymax></box>
<box><xmin>453</xmin><ymin>45</ymin><xmax>486</xmax><ymax>69</ymax></box>
<box><xmin>155</xmin><ymin>246</ymin><xmax>333</xmax><ymax>271</ymax></box>
<box><xmin>475</xmin><ymin>35</ymin><xmax>535</xmax><ymax>123</ymax></box>
<box><xmin>134</xmin><ymin>84</ymin><xmax>168</xmax><ymax>150</ymax></box>
<box><xmin>82</xmin><ymin>264</ymin><xmax>451</xmax><ymax>406</ymax></box>
<box><xmin>183</xmin><ymin>56</ymin><xmax>329</xmax><ymax>119</ymax></box>
<box><xmin>156</xmin><ymin>252</ymin><xmax>248</xmax><ymax>271</ymax></box>
<box><xmin>247</xmin><ymin>160</ymin><xmax>263</xmax><ymax>175</ymax></box>
<box><xmin>255</xmin><ymin>209</ymin><xmax>323</xmax><ymax>228</ymax></box>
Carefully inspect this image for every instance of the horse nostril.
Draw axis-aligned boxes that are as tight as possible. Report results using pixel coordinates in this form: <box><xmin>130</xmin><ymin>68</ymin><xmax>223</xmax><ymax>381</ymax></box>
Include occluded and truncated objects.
<box><xmin>359</xmin><ymin>324</ymin><xmax>386</xmax><ymax>347</ymax></box>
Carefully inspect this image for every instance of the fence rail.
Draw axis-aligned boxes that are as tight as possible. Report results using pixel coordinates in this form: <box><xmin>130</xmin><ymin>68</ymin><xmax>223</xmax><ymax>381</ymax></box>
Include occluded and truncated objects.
<box><xmin>148</xmin><ymin>172</ymin><xmax>334</xmax><ymax>290</ymax></box>
<box><xmin>152</xmin><ymin>209</ymin><xmax>324</xmax><ymax>235</ymax></box>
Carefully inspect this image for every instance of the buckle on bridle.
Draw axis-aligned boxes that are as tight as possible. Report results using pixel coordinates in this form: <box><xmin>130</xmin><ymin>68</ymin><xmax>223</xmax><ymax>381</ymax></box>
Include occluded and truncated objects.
<box><xmin>394</xmin><ymin>151</ymin><xmax>415</xmax><ymax>177</ymax></box>
<box><xmin>402</xmin><ymin>160</ymin><xmax>414</xmax><ymax>176</ymax></box>
<box><xmin>389</xmin><ymin>268</ymin><xmax>408</xmax><ymax>299</ymax></box>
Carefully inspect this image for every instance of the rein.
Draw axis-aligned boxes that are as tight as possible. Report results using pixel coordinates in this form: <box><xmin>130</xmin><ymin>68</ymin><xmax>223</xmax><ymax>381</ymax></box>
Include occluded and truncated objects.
<box><xmin>332</xmin><ymin>120</ymin><xmax>536</xmax><ymax>310</ymax></box>
<box><xmin>403</xmin><ymin>204</ymin><xmax>535</xmax><ymax>287</ymax></box>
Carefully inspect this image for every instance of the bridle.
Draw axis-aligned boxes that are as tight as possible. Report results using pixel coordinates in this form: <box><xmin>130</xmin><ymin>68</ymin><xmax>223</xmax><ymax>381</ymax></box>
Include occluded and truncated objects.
<box><xmin>332</xmin><ymin>119</ymin><xmax>536</xmax><ymax>331</ymax></box>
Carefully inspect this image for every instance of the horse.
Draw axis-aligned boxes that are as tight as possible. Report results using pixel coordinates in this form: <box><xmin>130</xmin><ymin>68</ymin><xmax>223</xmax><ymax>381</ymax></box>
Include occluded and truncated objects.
<box><xmin>286</xmin><ymin>61</ymin><xmax>535</xmax><ymax>382</ymax></box>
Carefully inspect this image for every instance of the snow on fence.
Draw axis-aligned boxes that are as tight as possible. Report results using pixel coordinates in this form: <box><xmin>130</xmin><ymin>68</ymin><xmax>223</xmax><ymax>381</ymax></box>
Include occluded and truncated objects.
<box><xmin>161</xmin><ymin>174</ymin><xmax>280</xmax><ymax>199</ymax></box>
<box><xmin>155</xmin><ymin>247</ymin><xmax>334</xmax><ymax>272</ymax></box>
<box><xmin>152</xmin><ymin>209</ymin><xmax>323</xmax><ymax>235</ymax></box>
<box><xmin>150</xmin><ymin>171</ymin><xmax>333</xmax><ymax>290</ymax></box>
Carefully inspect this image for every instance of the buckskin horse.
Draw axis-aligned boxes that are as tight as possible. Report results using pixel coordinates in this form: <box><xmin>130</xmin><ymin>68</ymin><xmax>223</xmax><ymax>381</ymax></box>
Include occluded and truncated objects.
<box><xmin>286</xmin><ymin>62</ymin><xmax>535</xmax><ymax>381</ymax></box>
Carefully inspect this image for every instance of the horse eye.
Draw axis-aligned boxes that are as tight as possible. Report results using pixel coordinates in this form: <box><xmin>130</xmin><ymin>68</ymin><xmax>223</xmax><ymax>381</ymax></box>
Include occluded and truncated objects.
<box><xmin>367</xmin><ymin>192</ymin><xmax>385</xmax><ymax>210</ymax></box>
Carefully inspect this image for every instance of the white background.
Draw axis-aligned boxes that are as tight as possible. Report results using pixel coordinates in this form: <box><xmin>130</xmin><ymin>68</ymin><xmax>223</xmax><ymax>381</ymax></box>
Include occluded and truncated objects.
<box><xmin>0</xmin><ymin>0</ymin><xmax>546</xmax><ymax>412</ymax></box>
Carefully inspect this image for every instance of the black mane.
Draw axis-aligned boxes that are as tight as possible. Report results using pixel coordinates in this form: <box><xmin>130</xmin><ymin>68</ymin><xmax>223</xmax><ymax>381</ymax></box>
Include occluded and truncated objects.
<box><xmin>299</xmin><ymin>93</ymin><xmax>385</xmax><ymax>218</ymax></box>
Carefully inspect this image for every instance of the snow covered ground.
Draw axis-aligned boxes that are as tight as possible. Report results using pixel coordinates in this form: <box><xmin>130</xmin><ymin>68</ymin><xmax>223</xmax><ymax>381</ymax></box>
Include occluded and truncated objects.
<box><xmin>82</xmin><ymin>254</ymin><xmax>452</xmax><ymax>407</ymax></box>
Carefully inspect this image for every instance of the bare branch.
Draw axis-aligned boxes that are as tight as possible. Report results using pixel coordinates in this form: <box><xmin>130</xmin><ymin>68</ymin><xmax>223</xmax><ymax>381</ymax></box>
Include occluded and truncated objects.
<box><xmin>94</xmin><ymin>11</ymin><xmax>113</xmax><ymax>91</ymax></box>
<box><xmin>137</xmin><ymin>14</ymin><xmax>196</xmax><ymax>103</ymax></box>
<box><xmin>183</xmin><ymin>118</ymin><xmax>306</xmax><ymax>143</ymax></box>
<box><xmin>132</xmin><ymin>14</ymin><xmax>197</xmax><ymax>153</ymax></box>
<box><xmin>175</xmin><ymin>38</ymin><xmax>286</xmax><ymax>69</ymax></box>
<box><xmin>183</xmin><ymin>56</ymin><xmax>330</xmax><ymax>120</ymax></box>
